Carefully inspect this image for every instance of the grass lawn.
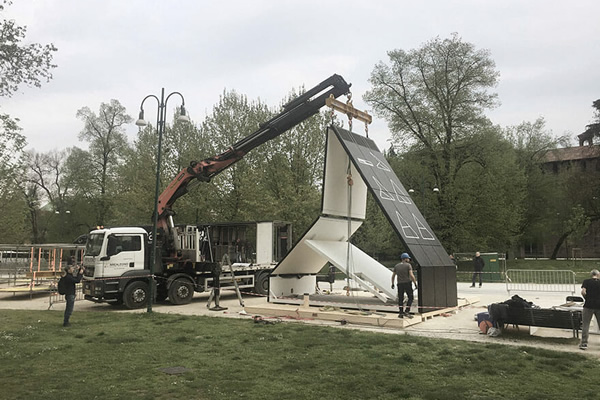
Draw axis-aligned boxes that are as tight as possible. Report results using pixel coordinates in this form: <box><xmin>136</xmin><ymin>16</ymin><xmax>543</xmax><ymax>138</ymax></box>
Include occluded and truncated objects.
<box><xmin>1</xmin><ymin>309</ymin><xmax>599</xmax><ymax>400</ymax></box>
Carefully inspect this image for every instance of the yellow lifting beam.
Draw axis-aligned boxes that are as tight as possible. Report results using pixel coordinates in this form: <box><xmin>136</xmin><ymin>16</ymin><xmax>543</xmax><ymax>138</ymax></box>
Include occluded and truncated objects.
<box><xmin>326</xmin><ymin>94</ymin><xmax>372</xmax><ymax>125</ymax></box>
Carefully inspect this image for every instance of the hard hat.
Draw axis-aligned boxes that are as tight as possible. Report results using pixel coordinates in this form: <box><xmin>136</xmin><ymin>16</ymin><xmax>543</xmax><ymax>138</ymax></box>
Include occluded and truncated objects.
<box><xmin>401</xmin><ymin>253</ymin><xmax>411</xmax><ymax>260</ymax></box>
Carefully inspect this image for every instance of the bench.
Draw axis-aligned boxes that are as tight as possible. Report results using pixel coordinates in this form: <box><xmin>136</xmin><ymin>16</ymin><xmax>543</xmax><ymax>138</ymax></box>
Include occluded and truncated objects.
<box><xmin>489</xmin><ymin>303</ymin><xmax>582</xmax><ymax>338</ymax></box>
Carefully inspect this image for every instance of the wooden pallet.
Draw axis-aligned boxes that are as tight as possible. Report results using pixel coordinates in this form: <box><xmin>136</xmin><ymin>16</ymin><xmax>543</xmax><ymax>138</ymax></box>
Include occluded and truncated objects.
<box><xmin>419</xmin><ymin>296</ymin><xmax>478</xmax><ymax>321</ymax></box>
<box><xmin>244</xmin><ymin>303</ymin><xmax>421</xmax><ymax>328</ymax></box>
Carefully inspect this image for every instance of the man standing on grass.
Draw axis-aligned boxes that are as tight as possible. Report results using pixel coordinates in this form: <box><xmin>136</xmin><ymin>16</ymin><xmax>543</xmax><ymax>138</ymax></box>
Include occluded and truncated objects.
<box><xmin>61</xmin><ymin>264</ymin><xmax>85</xmax><ymax>327</ymax></box>
<box><xmin>391</xmin><ymin>253</ymin><xmax>417</xmax><ymax>319</ymax></box>
<box><xmin>580</xmin><ymin>269</ymin><xmax>600</xmax><ymax>350</ymax></box>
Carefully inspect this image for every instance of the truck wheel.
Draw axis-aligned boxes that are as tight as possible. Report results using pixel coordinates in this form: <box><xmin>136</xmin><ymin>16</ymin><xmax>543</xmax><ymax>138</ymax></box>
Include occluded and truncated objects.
<box><xmin>168</xmin><ymin>279</ymin><xmax>194</xmax><ymax>305</ymax></box>
<box><xmin>123</xmin><ymin>281</ymin><xmax>149</xmax><ymax>309</ymax></box>
<box><xmin>254</xmin><ymin>271</ymin><xmax>270</xmax><ymax>296</ymax></box>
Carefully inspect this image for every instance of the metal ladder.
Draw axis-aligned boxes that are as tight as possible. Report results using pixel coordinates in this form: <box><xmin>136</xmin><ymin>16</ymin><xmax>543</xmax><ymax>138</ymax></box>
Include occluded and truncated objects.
<box><xmin>207</xmin><ymin>253</ymin><xmax>245</xmax><ymax>310</ymax></box>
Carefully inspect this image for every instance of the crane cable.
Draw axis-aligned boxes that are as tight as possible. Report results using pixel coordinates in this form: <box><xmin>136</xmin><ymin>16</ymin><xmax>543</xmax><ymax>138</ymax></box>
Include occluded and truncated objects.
<box><xmin>345</xmin><ymin>146</ymin><xmax>365</xmax><ymax>312</ymax></box>
<box><xmin>328</xmin><ymin>91</ymin><xmax>365</xmax><ymax>311</ymax></box>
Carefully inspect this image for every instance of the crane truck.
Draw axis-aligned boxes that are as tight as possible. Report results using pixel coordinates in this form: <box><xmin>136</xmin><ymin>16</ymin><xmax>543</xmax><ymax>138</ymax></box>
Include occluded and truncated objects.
<box><xmin>81</xmin><ymin>74</ymin><xmax>352</xmax><ymax>308</ymax></box>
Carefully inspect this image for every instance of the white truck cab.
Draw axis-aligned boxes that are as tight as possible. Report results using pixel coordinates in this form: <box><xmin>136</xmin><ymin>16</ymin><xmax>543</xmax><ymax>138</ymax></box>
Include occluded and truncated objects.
<box><xmin>82</xmin><ymin>227</ymin><xmax>149</xmax><ymax>306</ymax></box>
<box><xmin>83</xmin><ymin>227</ymin><xmax>147</xmax><ymax>276</ymax></box>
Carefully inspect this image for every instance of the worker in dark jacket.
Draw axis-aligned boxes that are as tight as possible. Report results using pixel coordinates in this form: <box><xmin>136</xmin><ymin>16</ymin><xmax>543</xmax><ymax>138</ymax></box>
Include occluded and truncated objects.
<box><xmin>470</xmin><ymin>252</ymin><xmax>485</xmax><ymax>288</ymax></box>
<box><xmin>580</xmin><ymin>269</ymin><xmax>600</xmax><ymax>350</ymax></box>
<box><xmin>62</xmin><ymin>265</ymin><xmax>85</xmax><ymax>327</ymax></box>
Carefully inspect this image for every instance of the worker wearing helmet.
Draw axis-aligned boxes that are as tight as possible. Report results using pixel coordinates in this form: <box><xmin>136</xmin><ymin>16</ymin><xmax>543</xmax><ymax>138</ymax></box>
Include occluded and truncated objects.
<box><xmin>391</xmin><ymin>253</ymin><xmax>417</xmax><ymax>318</ymax></box>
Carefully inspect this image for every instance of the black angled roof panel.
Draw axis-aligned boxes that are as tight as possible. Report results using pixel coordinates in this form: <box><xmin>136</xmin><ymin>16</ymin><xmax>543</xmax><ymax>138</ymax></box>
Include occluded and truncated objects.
<box><xmin>331</xmin><ymin>125</ymin><xmax>452</xmax><ymax>267</ymax></box>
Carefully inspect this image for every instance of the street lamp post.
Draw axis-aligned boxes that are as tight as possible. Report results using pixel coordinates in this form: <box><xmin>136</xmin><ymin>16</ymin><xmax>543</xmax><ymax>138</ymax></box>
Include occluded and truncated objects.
<box><xmin>135</xmin><ymin>88</ymin><xmax>190</xmax><ymax>313</ymax></box>
<box><xmin>408</xmin><ymin>182</ymin><xmax>440</xmax><ymax>216</ymax></box>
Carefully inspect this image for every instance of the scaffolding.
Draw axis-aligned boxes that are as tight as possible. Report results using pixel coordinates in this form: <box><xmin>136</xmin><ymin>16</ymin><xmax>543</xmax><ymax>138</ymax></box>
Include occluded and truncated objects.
<box><xmin>0</xmin><ymin>243</ymin><xmax>85</xmax><ymax>298</ymax></box>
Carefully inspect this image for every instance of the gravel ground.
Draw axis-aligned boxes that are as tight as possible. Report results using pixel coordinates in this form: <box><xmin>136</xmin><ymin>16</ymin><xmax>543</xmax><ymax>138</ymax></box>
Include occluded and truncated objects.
<box><xmin>1</xmin><ymin>281</ymin><xmax>597</xmax><ymax>355</ymax></box>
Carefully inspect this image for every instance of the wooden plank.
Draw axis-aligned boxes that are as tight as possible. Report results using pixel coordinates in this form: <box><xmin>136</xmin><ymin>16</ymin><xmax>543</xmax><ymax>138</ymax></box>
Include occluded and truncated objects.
<box><xmin>420</xmin><ymin>306</ymin><xmax>458</xmax><ymax>321</ymax></box>
<box><xmin>419</xmin><ymin>297</ymin><xmax>477</xmax><ymax>321</ymax></box>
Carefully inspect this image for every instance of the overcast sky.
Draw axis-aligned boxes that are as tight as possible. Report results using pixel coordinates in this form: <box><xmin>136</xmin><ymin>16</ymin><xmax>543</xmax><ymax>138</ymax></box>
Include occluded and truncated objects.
<box><xmin>2</xmin><ymin>0</ymin><xmax>599</xmax><ymax>154</ymax></box>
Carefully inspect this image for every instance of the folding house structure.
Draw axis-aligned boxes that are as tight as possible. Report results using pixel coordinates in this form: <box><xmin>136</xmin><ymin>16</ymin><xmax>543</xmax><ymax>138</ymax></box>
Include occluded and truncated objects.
<box><xmin>269</xmin><ymin>125</ymin><xmax>457</xmax><ymax>312</ymax></box>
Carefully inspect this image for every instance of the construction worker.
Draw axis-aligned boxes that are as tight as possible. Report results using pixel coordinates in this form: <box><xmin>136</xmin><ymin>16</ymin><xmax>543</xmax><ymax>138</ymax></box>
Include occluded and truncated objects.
<box><xmin>470</xmin><ymin>251</ymin><xmax>485</xmax><ymax>288</ymax></box>
<box><xmin>391</xmin><ymin>253</ymin><xmax>417</xmax><ymax>318</ymax></box>
<box><xmin>580</xmin><ymin>269</ymin><xmax>600</xmax><ymax>350</ymax></box>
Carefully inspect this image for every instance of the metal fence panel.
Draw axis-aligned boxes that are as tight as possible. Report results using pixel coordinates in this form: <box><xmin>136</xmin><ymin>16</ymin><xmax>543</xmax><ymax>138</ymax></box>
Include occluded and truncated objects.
<box><xmin>505</xmin><ymin>269</ymin><xmax>576</xmax><ymax>294</ymax></box>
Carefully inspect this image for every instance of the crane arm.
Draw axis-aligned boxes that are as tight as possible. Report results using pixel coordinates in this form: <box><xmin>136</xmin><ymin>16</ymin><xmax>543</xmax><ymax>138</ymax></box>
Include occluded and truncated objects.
<box><xmin>155</xmin><ymin>74</ymin><xmax>351</xmax><ymax>232</ymax></box>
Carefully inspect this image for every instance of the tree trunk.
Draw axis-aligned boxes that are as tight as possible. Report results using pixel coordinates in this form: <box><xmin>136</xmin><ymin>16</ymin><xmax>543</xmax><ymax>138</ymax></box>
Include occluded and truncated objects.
<box><xmin>550</xmin><ymin>231</ymin><xmax>571</xmax><ymax>260</ymax></box>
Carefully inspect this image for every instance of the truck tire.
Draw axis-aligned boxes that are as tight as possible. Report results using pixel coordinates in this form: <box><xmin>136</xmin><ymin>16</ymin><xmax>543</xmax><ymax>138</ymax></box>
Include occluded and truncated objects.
<box><xmin>254</xmin><ymin>271</ymin><xmax>270</xmax><ymax>296</ymax></box>
<box><xmin>123</xmin><ymin>281</ymin><xmax>149</xmax><ymax>309</ymax></box>
<box><xmin>168</xmin><ymin>278</ymin><xmax>194</xmax><ymax>305</ymax></box>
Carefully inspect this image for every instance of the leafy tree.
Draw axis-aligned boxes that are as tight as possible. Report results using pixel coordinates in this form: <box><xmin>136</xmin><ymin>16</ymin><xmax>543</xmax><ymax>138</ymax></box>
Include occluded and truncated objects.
<box><xmin>0</xmin><ymin>1</ymin><xmax>57</xmax><ymax>98</ymax></box>
<box><xmin>351</xmin><ymin>192</ymin><xmax>401</xmax><ymax>261</ymax></box>
<box><xmin>580</xmin><ymin>99</ymin><xmax>600</xmax><ymax>142</ymax></box>
<box><xmin>0</xmin><ymin>1</ymin><xmax>57</xmax><ymax>243</ymax></box>
<box><xmin>0</xmin><ymin>117</ymin><xmax>25</xmax><ymax>207</ymax></box>
<box><xmin>200</xmin><ymin>90</ymin><xmax>272</xmax><ymax>221</ymax></box>
<box><xmin>364</xmin><ymin>33</ymin><xmax>499</xmax><ymax>152</ymax></box>
<box><xmin>385</xmin><ymin>127</ymin><xmax>525</xmax><ymax>254</ymax></box>
<box><xmin>546</xmin><ymin>167</ymin><xmax>600</xmax><ymax>259</ymax></box>
<box><xmin>550</xmin><ymin>204</ymin><xmax>591</xmax><ymax>259</ymax></box>
<box><xmin>74</xmin><ymin>100</ymin><xmax>132</xmax><ymax>225</ymax></box>
<box><xmin>253</xmin><ymin>90</ymin><xmax>331</xmax><ymax>235</ymax></box>
<box><xmin>112</xmin><ymin>108</ymin><xmax>210</xmax><ymax>227</ymax></box>
<box><xmin>0</xmin><ymin>186</ymin><xmax>27</xmax><ymax>243</ymax></box>
<box><xmin>110</xmin><ymin>125</ymin><xmax>159</xmax><ymax>226</ymax></box>
<box><xmin>364</xmin><ymin>34</ymin><xmax>518</xmax><ymax>253</ymax></box>
<box><xmin>159</xmin><ymin>109</ymin><xmax>215</xmax><ymax>225</ymax></box>
<box><xmin>504</xmin><ymin>118</ymin><xmax>570</xmax><ymax>257</ymax></box>
<box><xmin>0</xmin><ymin>114</ymin><xmax>27</xmax><ymax>243</ymax></box>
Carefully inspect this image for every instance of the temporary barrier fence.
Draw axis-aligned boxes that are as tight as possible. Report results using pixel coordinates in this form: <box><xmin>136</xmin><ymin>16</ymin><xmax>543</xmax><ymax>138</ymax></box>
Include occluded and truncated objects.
<box><xmin>505</xmin><ymin>269</ymin><xmax>577</xmax><ymax>295</ymax></box>
<box><xmin>0</xmin><ymin>263</ymin><xmax>24</xmax><ymax>285</ymax></box>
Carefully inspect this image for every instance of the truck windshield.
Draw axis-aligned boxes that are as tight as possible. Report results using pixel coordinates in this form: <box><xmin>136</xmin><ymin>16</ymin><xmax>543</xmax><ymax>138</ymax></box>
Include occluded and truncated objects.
<box><xmin>85</xmin><ymin>233</ymin><xmax>105</xmax><ymax>256</ymax></box>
